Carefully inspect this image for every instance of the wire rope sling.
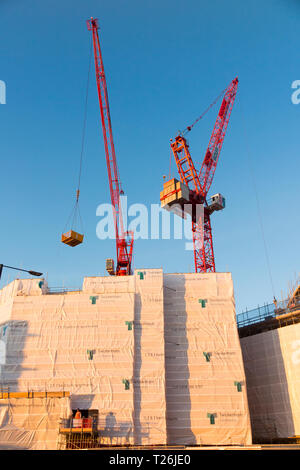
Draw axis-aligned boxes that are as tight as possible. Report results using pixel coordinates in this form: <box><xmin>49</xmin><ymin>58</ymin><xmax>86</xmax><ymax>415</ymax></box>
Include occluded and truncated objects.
<box><xmin>61</xmin><ymin>39</ymin><xmax>92</xmax><ymax>247</ymax></box>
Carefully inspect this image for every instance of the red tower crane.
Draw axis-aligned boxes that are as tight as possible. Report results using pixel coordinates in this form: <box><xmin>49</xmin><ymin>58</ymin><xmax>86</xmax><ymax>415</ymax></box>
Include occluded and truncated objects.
<box><xmin>160</xmin><ymin>77</ymin><xmax>238</xmax><ymax>273</ymax></box>
<box><xmin>87</xmin><ymin>17</ymin><xmax>133</xmax><ymax>276</ymax></box>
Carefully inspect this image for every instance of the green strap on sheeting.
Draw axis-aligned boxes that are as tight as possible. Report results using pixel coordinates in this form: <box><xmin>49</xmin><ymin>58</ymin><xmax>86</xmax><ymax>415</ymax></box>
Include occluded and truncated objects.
<box><xmin>122</xmin><ymin>379</ymin><xmax>130</xmax><ymax>390</ymax></box>
<box><xmin>87</xmin><ymin>350</ymin><xmax>94</xmax><ymax>360</ymax></box>
<box><xmin>203</xmin><ymin>352</ymin><xmax>211</xmax><ymax>362</ymax></box>
<box><xmin>137</xmin><ymin>271</ymin><xmax>145</xmax><ymax>280</ymax></box>
<box><xmin>234</xmin><ymin>381</ymin><xmax>242</xmax><ymax>392</ymax></box>
<box><xmin>38</xmin><ymin>281</ymin><xmax>44</xmax><ymax>288</ymax></box>
<box><xmin>207</xmin><ymin>413</ymin><xmax>216</xmax><ymax>425</ymax></box>
<box><xmin>198</xmin><ymin>299</ymin><xmax>207</xmax><ymax>308</ymax></box>
<box><xmin>2</xmin><ymin>325</ymin><xmax>8</xmax><ymax>337</ymax></box>
<box><xmin>125</xmin><ymin>321</ymin><xmax>133</xmax><ymax>331</ymax></box>
<box><xmin>90</xmin><ymin>296</ymin><xmax>98</xmax><ymax>305</ymax></box>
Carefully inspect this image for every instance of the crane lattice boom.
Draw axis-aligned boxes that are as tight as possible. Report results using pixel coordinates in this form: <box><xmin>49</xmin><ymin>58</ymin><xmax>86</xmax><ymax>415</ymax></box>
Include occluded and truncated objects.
<box><xmin>87</xmin><ymin>18</ymin><xmax>133</xmax><ymax>276</ymax></box>
<box><xmin>199</xmin><ymin>78</ymin><xmax>238</xmax><ymax>198</ymax></box>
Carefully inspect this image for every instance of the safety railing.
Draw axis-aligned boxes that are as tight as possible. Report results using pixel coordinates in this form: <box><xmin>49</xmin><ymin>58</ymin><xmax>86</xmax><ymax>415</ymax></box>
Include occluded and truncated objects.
<box><xmin>60</xmin><ymin>417</ymin><xmax>97</xmax><ymax>430</ymax></box>
<box><xmin>237</xmin><ymin>303</ymin><xmax>276</xmax><ymax>328</ymax></box>
<box><xmin>237</xmin><ymin>295</ymin><xmax>300</xmax><ymax>329</ymax></box>
<box><xmin>59</xmin><ymin>418</ymin><xmax>136</xmax><ymax>435</ymax></box>
<box><xmin>46</xmin><ymin>287</ymin><xmax>82</xmax><ymax>295</ymax></box>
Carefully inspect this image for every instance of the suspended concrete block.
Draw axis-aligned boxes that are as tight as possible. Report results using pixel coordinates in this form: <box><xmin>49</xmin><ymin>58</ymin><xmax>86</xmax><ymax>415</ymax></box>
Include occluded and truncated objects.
<box><xmin>61</xmin><ymin>230</ymin><xmax>84</xmax><ymax>247</ymax></box>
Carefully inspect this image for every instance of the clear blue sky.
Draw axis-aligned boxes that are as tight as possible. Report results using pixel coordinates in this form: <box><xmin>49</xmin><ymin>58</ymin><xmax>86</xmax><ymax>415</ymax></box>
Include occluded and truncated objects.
<box><xmin>0</xmin><ymin>0</ymin><xmax>299</xmax><ymax>313</ymax></box>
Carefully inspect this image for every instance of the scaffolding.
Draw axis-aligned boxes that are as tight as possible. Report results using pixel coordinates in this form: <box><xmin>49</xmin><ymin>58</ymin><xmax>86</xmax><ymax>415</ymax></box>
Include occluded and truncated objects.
<box><xmin>57</xmin><ymin>418</ymin><xmax>143</xmax><ymax>449</ymax></box>
<box><xmin>58</xmin><ymin>419</ymin><xmax>99</xmax><ymax>449</ymax></box>
<box><xmin>237</xmin><ymin>281</ymin><xmax>300</xmax><ymax>338</ymax></box>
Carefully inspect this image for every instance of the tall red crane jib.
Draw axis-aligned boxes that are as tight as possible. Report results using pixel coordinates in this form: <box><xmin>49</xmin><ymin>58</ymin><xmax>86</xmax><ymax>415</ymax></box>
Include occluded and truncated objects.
<box><xmin>87</xmin><ymin>18</ymin><xmax>133</xmax><ymax>276</ymax></box>
<box><xmin>169</xmin><ymin>78</ymin><xmax>238</xmax><ymax>273</ymax></box>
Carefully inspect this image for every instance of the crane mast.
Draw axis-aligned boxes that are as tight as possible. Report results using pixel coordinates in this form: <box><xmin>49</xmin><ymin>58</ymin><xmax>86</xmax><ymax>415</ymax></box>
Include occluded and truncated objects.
<box><xmin>87</xmin><ymin>17</ymin><xmax>133</xmax><ymax>276</ymax></box>
<box><xmin>161</xmin><ymin>78</ymin><xmax>238</xmax><ymax>273</ymax></box>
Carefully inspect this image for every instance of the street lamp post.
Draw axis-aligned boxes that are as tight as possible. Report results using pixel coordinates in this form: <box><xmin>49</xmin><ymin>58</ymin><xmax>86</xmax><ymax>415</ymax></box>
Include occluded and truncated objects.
<box><xmin>0</xmin><ymin>264</ymin><xmax>43</xmax><ymax>282</ymax></box>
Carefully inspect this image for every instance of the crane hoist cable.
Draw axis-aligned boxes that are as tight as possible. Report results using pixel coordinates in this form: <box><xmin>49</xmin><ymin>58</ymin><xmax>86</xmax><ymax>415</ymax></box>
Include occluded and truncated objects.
<box><xmin>181</xmin><ymin>81</ymin><xmax>232</xmax><ymax>136</ymax></box>
<box><xmin>166</xmin><ymin>86</ymin><xmax>228</xmax><ymax>181</ymax></box>
<box><xmin>61</xmin><ymin>37</ymin><xmax>93</xmax><ymax>247</ymax></box>
<box><xmin>77</xmin><ymin>36</ymin><xmax>93</xmax><ymax>199</ymax></box>
<box><xmin>239</xmin><ymin>97</ymin><xmax>276</xmax><ymax>299</ymax></box>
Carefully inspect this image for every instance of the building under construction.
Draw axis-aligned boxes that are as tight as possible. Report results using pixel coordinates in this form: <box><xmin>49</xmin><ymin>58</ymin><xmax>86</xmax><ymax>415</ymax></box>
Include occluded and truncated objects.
<box><xmin>237</xmin><ymin>282</ymin><xmax>300</xmax><ymax>444</ymax></box>
<box><xmin>0</xmin><ymin>270</ymin><xmax>252</xmax><ymax>449</ymax></box>
<box><xmin>0</xmin><ymin>15</ymin><xmax>298</xmax><ymax>451</ymax></box>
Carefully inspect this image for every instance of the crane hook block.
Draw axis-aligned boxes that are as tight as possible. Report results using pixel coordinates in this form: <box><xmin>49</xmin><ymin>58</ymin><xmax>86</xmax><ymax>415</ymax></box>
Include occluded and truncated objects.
<box><xmin>61</xmin><ymin>230</ymin><xmax>84</xmax><ymax>247</ymax></box>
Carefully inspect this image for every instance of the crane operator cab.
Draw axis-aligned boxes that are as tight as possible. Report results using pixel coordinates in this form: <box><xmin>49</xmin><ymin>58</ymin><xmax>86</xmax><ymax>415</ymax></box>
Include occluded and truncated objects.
<box><xmin>207</xmin><ymin>193</ymin><xmax>225</xmax><ymax>214</ymax></box>
<box><xmin>106</xmin><ymin>258</ymin><xmax>115</xmax><ymax>276</ymax></box>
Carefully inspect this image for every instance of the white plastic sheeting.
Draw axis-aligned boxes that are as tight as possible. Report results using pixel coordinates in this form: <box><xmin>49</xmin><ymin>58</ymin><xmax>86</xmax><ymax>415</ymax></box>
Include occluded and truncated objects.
<box><xmin>0</xmin><ymin>277</ymin><xmax>136</xmax><ymax>447</ymax></box>
<box><xmin>163</xmin><ymin>273</ymin><xmax>252</xmax><ymax>445</ymax></box>
<box><xmin>133</xmin><ymin>269</ymin><xmax>167</xmax><ymax>445</ymax></box>
<box><xmin>0</xmin><ymin>273</ymin><xmax>251</xmax><ymax>448</ymax></box>
<box><xmin>240</xmin><ymin>322</ymin><xmax>300</xmax><ymax>441</ymax></box>
<box><xmin>0</xmin><ymin>396</ymin><xmax>71</xmax><ymax>450</ymax></box>
<box><xmin>0</xmin><ymin>279</ymin><xmax>46</xmax><ymax>305</ymax></box>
